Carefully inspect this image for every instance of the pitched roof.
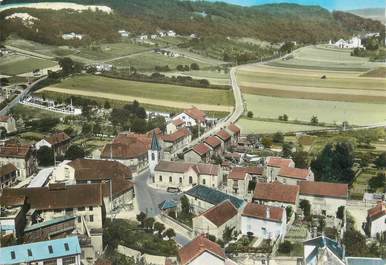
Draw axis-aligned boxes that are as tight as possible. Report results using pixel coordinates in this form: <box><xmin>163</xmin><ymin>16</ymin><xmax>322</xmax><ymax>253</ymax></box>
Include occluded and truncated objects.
<box><xmin>228</xmin><ymin>166</ymin><xmax>264</xmax><ymax>180</ymax></box>
<box><xmin>266</xmin><ymin>157</ymin><xmax>294</xmax><ymax>168</ymax></box>
<box><xmin>172</xmin><ymin>118</ymin><xmax>184</xmax><ymax>126</ymax></box>
<box><xmin>155</xmin><ymin>161</ymin><xmax>220</xmax><ymax>176</ymax></box>
<box><xmin>278</xmin><ymin>167</ymin><xmax>310</xmax><ymax>180</ymax></box>
<box><xmin>0</xmin><ymin>143</ymin><xmax>32</xmax><ymax>159</ymax></box>
<box><xmin>178</xmin><ymin>235</ymin><xmax>225</xmax><ymax>265</ymax></box>
<box><xmin>150</xmin><ymin>131</ymin><xmax>162</xmax><ymax>151</ymax></box>
<box><xmin>68</xmin><ymin>159</ymin><xmax>132</xmax><ymax>181</ymax></box>
<box><xmin>44</xmin><ymin>132</ymin><xmax>70</xmax><ymax>146</ymax></box>
<box><xmin>192</xmin><ymin>143</ymin><xmax>211</xmax><ymax>156</ymax></box>
<box><xmin>299</xmin><ymin>181</ymin><xmax>348</xmax><ymax>199</ymax></box>
<box><xmin>227</xmin><ymin>124</ymin><xmax>240</xmax><ymax>134</ymax></box>
<box><xmin>216</xmin><ymin>129</ymin><xmax>231</xmax><ymax>141</ymax></box>
<box><xmin>204</xmin><ymin>136</ymin><xmax>222</xmax><ymax>148</ymax></box>
<box><xmin>0</xmin><ymin>183</ymin><xmax>104</xmax><ymax>210</ymax></box>
<box><xmin>0</xmin><ymin>115</ymin><xmax>11</xmax><ymax>122</ymax></box>
<box><xmin>185</xmin><ymin>185</ymin><xmax>244</xmax><ymax>209</ymax></box>
<box><xmin>242</xmin><ymin>202</ymin><xmax>284</xmax><ymax>223</ymax></box>
<box><xmin>159</xmin><ymin>199</ymin><xmax>177</xmax><ymax>210</ymax></box>
<box><xmin>0</xmin><ymin>163</ymin><xmax>17</xmax><ymax>177</ymax></box>
<box><xmin>101</xmin><ymin>142</ymin><xmax>148</xmax><ymax>159</ymax></box>
<box><xmin>304</xmin><ymin>236</ymin><xmax>344</xmax><ymax>260</ymax></box>
<box><xmin>0</xmin><ymin>236</ymin><xmax>81</xmax><ymax>265</ymax></box>
<box><xmin>184</xmin><ymin>106</ymin><xmax>206</xmax><ymax>122</ymax></box>
<box><xmin>368</xmin><ymin>202</ymin><xmax>386</xmax><ymax>222</ymax></box>
<box><xmin>201</xmin><ymin>200</ymin><xmax>238</xmax><ymax>227</ymax></box>
<box><xmin>163</xmin><ymin>128</ymin><xmax>190</xmax><ymax>143</ymax></box>
<box><xmin>253</xmin><ymin>182</ymin><xmax>299</xmax><ymax>204</ymax></box>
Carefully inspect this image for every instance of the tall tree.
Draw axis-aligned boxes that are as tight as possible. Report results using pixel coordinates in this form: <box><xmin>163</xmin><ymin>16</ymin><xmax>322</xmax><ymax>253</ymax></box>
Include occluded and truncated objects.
<box><xmin>37</xmin><ymin>146</ymin><xmax>55</xmax><ymax>166</ymax></box>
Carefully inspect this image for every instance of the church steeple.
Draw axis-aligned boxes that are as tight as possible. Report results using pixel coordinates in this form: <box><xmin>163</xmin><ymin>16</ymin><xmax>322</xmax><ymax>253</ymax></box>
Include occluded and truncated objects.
<box><xmin>148</xmin><ymin>130</ymin><xmax>162</xmax><ymax>175</ymax></box>
<box><xmin>150</xmin><ymin>130</ymin><xmax>161</xmax><ymax>151</ymax></box>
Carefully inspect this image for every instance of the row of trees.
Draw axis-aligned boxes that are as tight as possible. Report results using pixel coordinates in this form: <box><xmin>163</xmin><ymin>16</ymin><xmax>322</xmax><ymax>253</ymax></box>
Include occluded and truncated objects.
<box><xmin>37</xmin><ymin>144</ymin><xmax>86</xmax><ymax>166</ymax></box>
<box><xmin>136</xmin><ymin>212</ymin><xmax>176</xmax><ymax>239</ymax></box>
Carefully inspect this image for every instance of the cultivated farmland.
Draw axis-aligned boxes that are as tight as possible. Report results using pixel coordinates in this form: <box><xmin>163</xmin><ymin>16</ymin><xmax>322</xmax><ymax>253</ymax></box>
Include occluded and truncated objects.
<box><xmin>36</xmin><ymin>75</ymin><xmax>233</xmax><ymax>112</ymax></box>
<box><xmin>0</xmin><ymin>54</ymin><xmax>57</xmax><ymax>75</ymax></box>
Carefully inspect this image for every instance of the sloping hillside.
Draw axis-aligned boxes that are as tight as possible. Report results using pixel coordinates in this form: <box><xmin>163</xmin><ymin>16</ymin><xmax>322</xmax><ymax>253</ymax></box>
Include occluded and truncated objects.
<box><xmin>0</xmin><ymin>0</ymin><xmax>384</xmax><ymax>44</ymax></box>
<box><xmin>348</xmin><ymin>8</ymin><xmax>386</xmax><ymax>25</ymax></box>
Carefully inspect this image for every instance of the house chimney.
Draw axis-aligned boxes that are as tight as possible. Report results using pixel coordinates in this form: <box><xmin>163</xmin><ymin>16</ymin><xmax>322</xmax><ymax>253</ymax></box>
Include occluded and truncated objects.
<box><xmin>266</xmin><ymin>206</ymin><xmax>270</xmax><ymax>219</ymax></box>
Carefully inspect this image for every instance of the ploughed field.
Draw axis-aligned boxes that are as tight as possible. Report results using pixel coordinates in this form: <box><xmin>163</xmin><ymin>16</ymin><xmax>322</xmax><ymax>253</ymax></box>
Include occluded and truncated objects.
<box><xmin>236</xmin><ymin>46</ymin><xmax>386</xmax><ymax>132</ymax></box>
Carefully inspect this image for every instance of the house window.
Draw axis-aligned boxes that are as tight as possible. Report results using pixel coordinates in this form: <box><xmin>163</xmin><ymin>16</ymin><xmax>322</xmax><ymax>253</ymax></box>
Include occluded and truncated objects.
<box><xmin>27</xmin><ymin>249</ymin><xmax>32</xmax><ymax>256</ymax></box>
<box><xmin>202</xmin><ymin>179</ymin><xmax>206</xmax><ymax>185</ymax></box>
<box><xmin>78</xmin><ymin>207</ymin><xmax>85</xmax><ymax>211</ymax></box>
<box><xmin>64</xmin><ymin>243</ymin><xmax>69</xmax><ymax>251</ymax></box>
<box><xmin>159</xmin><ymin>175</ymin><xmax>162</xmax><ymax>182</ymax></box>
<box><xmin>77</xmin><ymin>216</ymin><xmax>81</xmax><ymax>223</ymax></box>
<box><xmin>10</xmin><ymin>251</ymin><xmax>15</xmax><ymax>259</ymax></box>
<box><xmin>189</xmin><ymin>176</ymin><xmax>193</xmax><ymax>184</ymax></box>
<box><xmin>169</xmin><ymin>176</ymin><xmax>172</xmax><ymax>183</ymax></box>
<box><xmin>179</xmin><ymin>177</ymin><xmax>182</xmax><ymax>184</ymax></box>
<box><xmin>48</xmin><ymin>245</ymin><xmax>53</xmax><ymax>254</ymax></box>
<box><xmin>89</xmin><ymin>215</ymin><xmax>94</xmax><ymax>222</ymax></box>
<box><xmin>63</xmin><ymin>256</ymin><xmax>76</xmax><ymax>265</ymax></box>
<box><xmin>151</xmin><ymin>153</ymin><xmax>155</xmax><ymax>161</ymax></box>
<box><xmin>89</xmin><ymin>206</ymin><xmax>93</xmax><ymax>211</ymax></box>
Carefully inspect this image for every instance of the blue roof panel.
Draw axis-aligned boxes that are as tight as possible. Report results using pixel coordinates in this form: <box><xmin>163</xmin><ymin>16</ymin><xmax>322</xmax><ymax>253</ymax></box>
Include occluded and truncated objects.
<box><xmin>0</xmin><ymin>236</ymin><xmax>81</xmax><ymax>264</ymax></box>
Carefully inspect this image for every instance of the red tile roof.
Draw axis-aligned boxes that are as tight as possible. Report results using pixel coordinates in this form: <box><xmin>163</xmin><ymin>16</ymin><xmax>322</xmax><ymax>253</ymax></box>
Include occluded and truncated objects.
<box><xmin>216</xmin><ymin>130</ymin><xmax>231</xmax><ymax>141</ymax></box>
<box><xmin>227</xmin><ymin>124</ymin><xmax>240</xmax><ymax>135</ymax></box>
<box><xmin>192</xmin><ymin>143</ymin><xmax>211</xmax><ymax>156</ymax></box>
<box><xmin>178</xmin><ymin>235</ymin><xmax>225</xmax><ymax>265</ymax></box>
<box><xmin>204</xmin><ymin>136</ymin><xmax>222</xmax><ymax>149</ymax></box>
<box><xmin>0</xmin><ymin>143</ymin><xmax>33</xmax><ymax>159</ymax></box>
<box><xmin>155</xmin><ymin>160</ymin><xmax>219</xmax><ymax>176</ymax></box>
<box><xmin>101</xmin><ymin>142</ymin><xmax>148</xmax><ymax>159</ymax></box>
<box><xmin>278</xmin><ymin>167</ymin><xmax>310</xmax><ymax>180</ymax></box>
<box><xmin>228</xmin><ymin>166</ymin><xmax>263</xmax><ymax>180</ymax></box>
<box><xmin>242</xmin><ymin>202</ymin><xmax>284</xmax><ymax>223</ymax></box>
<box><xmin>44</xmin><ymin>132</ymin><xmax>71</xmax><ymax>146</ymax></box>
<box><xmin>368</xmin><ymin>202</ymin><xmax>386</xmax><ymax>221</ymax></box>
<box><xmin>201</xmin><ymin>200</ymin><xmax>238</xmax><ymax>227</ymax></box>
<box><xmin>253</xmin><ymin>182</ymin><xmax>299</xmax><ymax>204</ymax></box>
<box><xmin>172</xmin><ymin>118</ymin><xmax>184</xmax><ymax>127</ymax></box>
<box><xmin>266</xmin><ymin>157</ymin><xmax>294</xmax><ymax>168</ymax></box>
<box><xmin>184</xmin><ymin>106</ymin><xmax>206</xmax><ymax>122</ymax></box>
<box><xmin>299</xmin><ymin>181</ymin><xmax>348</xmax><ymax>199</ymax></box>
<box><xmin>163</xmin><ymin>128</ymin><xmax>190</xmax><ymax>143</ymax></box>
<box><xmin>0</xmin><ymin>115</ymin><xmax>11</xmax><ymax>122</ymax></box>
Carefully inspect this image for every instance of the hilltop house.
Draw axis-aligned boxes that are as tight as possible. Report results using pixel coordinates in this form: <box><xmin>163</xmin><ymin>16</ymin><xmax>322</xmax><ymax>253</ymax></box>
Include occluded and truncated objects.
<box><xmin>35</xmin><ymin>132</ymin><xmax>71</xmax><ymax>156</ymax></box>
<box><xmin>366</xmin><ymin>202</ymin><xmax>386</xmax><ymax>238</ymax></box>
<box><xmin>192</xmin><ymin>200</ymin><xmax>238</xmax><ymax>240</ymax></box>
<box><xmin>0</xmin><ymin>115</ymin><xmax>17</xmax><ymax>133</ymax></box>
<box><xmin>299</xmin><ymin>181</ymin><xmax>348</xmax><ymax>216</ymax></box>
<box><xmin>184</xmin><ymin>185</ymin><xmax>244</xmax><ymax>214</ymax></box>
<box><xmin>334</xmin><ymin>36</ymin><xmax>363</xmax><ymax>49</ymax></box>
<box><xmin>154</xmin><ymin>160</ymin><xmax>221</xmax><ymax>189</ymax></box>
<box><xmin>241</xmin><ymin>202</ymin><xmax>286</xmax><ymax>240</ymax></box>
<box><xmin>0</xmin><ymin>143</ymin><xmax>36</xmax><ymax>179</ymax></box>
<box><xmin>172</xmin><ymin>106</ymin><xmax>207</xmax><ymax>128</ymax></box>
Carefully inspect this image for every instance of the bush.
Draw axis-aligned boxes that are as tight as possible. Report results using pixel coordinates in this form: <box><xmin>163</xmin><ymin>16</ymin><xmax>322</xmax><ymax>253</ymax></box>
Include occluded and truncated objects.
<box><xmin>247</xmin><ymin>111</ymin><xmax>253</xmax><ymax>118</ymax></box>
<box><xmin>278</xmin><ymin>240</ymin><xmax>293</xmax><ymax>254</ymax></box>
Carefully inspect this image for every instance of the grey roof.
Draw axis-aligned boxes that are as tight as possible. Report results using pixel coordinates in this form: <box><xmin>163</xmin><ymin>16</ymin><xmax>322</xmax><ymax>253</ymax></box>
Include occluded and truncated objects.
<box><xmin>150</xmin><ymin>131</ymin><xmax>162</xmax><ymax>151</ymax></box>
<box><xmin>345</xmin><ymin>257</ymin><xmax>385</xmax><ymax>265</ymax></box>
<box><xmin>24</xmin><ymin>215</ymin><xmax>75</xmax><ymax>233</ymax></box>
<box><xmin>185</xmin><ymin>185</ymin><xmax>244</xmax><ymax>209</ymax></box>
<box><xmin>304</xmin><ymin>236</ymin><xmax>344</xmax><ymax>260</ymax></box>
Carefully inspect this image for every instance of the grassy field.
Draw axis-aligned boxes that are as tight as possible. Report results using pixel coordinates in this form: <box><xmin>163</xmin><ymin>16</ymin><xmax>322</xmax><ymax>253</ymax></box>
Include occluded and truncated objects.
<box><xmin>10</xmin><ymin>104</ymin><xmax>66</xmax><ymax>120</ymax></box>
<box><xmin>36</xmin><ymin>75</ymin><xmax>233</xmax><ymax>111</ymax></box>
<box><xmin>164</xmin><ymin>70</ymin><xmax>230</xmax><ymax>86</ymax></box>
<box><xmin>0</xmin><ymin>54</ymin><xmax>57</xmax><ymax>75</ymax></box>
<box><xmin>236</xmin><ymin>118</ymin><xmax>327</xmax><ymax>134</ymax></box>
<box><xmin>268</xmin><ymin>45</ymin><xmax>381</xmax><ymax>71</ymax></box>
<box><xmin>243</xmin><ymin>94</ymin><xmax>386</xmax><ymax>126</ymax></box>
<box><xmin>111</xmin><ymin>51</ymin><xmax>211</xmax><ymax>71</ymax></box>
<box><xmin>361</xmin><ymin>67</ymin><xmax>386</xmax><ymax>78</ymax></box>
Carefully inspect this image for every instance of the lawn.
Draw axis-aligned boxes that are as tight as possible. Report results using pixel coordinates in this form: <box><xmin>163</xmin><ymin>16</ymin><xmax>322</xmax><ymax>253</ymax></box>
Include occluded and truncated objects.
<box><xmin>165</xmin><ymin>70</ymin><xmax>230</xmax><ymax>86</ymax></box>
<box><xmin>111</xmin><ymin>51</ymin><xmax>211</xmax><ymax>71</ymax></box>
<box><xmin>361</xmin><ymin>67</ymin><xmax>386</xmax><ymax>78</ymax></box>
<box><xmin>0</xmin><ymin>54</ymin><xmax>57</xmax><ymax>75</ymax></box>
<box><xmin>10</xmin><ymin>104</ymin><xmax>66</xmax><ymax>120</ymax></box>
<box><xmin>237</xmin><ymin>118</ymin><xmax>327</xmax><ymax>134</ymax></box>
<box><xmin>268</xmin><ymin>45</ymin><xmax>381</xmax><ymax>71</ymax></box>
<box><xmin>37</xmin><ymin>75</ymin><xmax>234</xmax><ymax>111</ymax></box>
<box><xmin>243</xmin><ymin>94</ymin><xmax>386</xmax><ymax>126</ymax></box>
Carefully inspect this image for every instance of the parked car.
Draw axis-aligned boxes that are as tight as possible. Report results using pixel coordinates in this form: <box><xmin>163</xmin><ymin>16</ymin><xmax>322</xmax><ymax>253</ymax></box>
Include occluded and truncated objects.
<box><xmin>167</xmin><ymin>187</ymin><xmax>181</xmax><ymax>193</ymax></box>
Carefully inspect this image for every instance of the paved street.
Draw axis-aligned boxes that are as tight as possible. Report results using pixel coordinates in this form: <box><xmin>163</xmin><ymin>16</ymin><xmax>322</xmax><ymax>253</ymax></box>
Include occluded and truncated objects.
<box><xmin>134</xmin><ymin>169</ymin><xmax>190</xmax><ymax>246</ymax></box>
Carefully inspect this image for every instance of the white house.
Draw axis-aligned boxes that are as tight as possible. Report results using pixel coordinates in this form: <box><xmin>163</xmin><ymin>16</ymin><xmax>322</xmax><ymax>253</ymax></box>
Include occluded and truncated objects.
<box><xmin>334</xmin><ymin>36</ymin><xmax>363</xmax><ymax>49</ymax></box>
<box><xmin>192</xmin><ymin>200</ymin><xmax>238</xmax><ymax>240</ymax></box>
<box><xmin>178</xmin><ymin>235</ymin><xmax>237</xmax><ymax>265</ymax></box>
<box><xmin>35</xmin><ymin>131</ymin><xmax>71</xmax><ymax>156</ymax></box>
<box><xmin>241</xmin><ymin>202</ymin><xmax>286</xmax><ymax>240</ymax></box>
<box><xmin>253</xmin><ymin>182</ymin><xmax>299</xmax><ymax>209</ymax></box>
<box><xmin>167</xmin><ymin>30</ymin><xmax>177</xmax><ymax>37</ymax></box>
<box><xmin>166</xmin><ymin>118</ymin><xmax>185</xmax><ymax>134</ymax></box>
<box><xmin>276</xmin><ymin>167</ymin><xmax>314</xmax><ymax>185</ymax></box>
<box><xmin>366</xmin><ymin>202</ymin><xmax>386</xmax><ymax>238</ymax></box>
<box><xmin>154</xmin><ymin>160</ymin><xmax>221</xmax><ymax>189</ymax></box>
<box><xmin>0</xmin><ymin>143</ymin><xmax>36</xmax><ymax>180</ymax></box>
<box><xmin>299</xmin><ymin>181</ymin><xmax>348</xmax><ymax>217</ymax></box>
<box><xmin>0</xmin><ymin>115</ymin><xmax>17</xmax><ymax>133</ymax></box>
<box><xmin>172</xmin><ymin>106</ymin><xmax>207</xmax><ymax>128</ymax></box>
<box><xmin>62</xmin><ymin>32</ymin><xmax>83</xmax><ymax>40</ymax></box>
